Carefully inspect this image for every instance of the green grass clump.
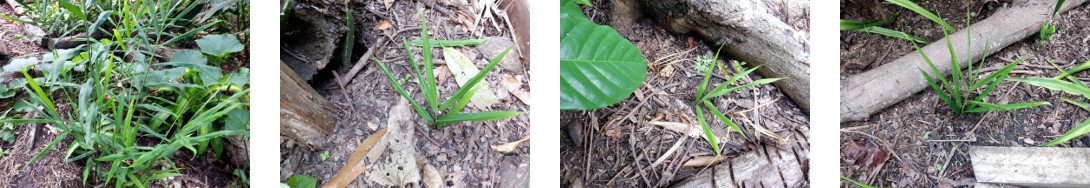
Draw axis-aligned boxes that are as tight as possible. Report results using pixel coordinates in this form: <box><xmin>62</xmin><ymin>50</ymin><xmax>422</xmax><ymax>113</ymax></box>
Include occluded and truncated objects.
<box><xmin>910</xmin><ymin>2</ymin><xmax>1049</xmax><ymax>115</ymax></box>
<box><xmin>693</xmin><ymin>47</ymin><xmax>779</xmax><ymax>155</ymax></box>
<box><xmin>373</xmin><ymin>17</ymin><xmax>525</xmax><ymax>129</ymax></box>
<box><xmin>0</xmin><ymin>1</ymin><xmax>251</xmax><ymax>187</ymax></box>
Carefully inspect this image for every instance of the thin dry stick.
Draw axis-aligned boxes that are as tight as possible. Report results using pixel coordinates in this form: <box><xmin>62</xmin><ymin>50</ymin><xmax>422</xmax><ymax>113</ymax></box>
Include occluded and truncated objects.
<box><xmin>331</xmin><ymin>71</ymin><xmax>357</xmax><ymax>113</ymax></box>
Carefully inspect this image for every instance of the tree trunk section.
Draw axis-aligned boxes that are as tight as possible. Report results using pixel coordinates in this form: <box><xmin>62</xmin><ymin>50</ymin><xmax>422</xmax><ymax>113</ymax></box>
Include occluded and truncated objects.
<box><xmin>281</xmin><ymin>0</ymin><xmax>364</xmax><ymax>81</ymax></box>
<box><xmin>840</xmin><ymin>0</ymin><xmax>1088</xmax><ymax>122</ymax></box>
<box><xmin>970</xmin><ymin>146</ymin><xmax>1090</xmax><ymax>187</ymax></box>
<box><xmin>280</xmin><ymin>61</ymin><xmax>337</xmax><ymax>148</ymax></box>
<box><xmin>633</xmin><ymin>0</ymin><xmax>811</xmax><ymax>113</ymax></box>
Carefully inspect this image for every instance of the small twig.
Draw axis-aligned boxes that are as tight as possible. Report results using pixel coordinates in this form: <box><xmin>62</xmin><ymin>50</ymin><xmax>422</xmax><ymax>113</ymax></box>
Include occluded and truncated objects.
<box><xmin>331</xmin><ymin>71</ymin><xmax>356</xmax><ymax>113</ymax></box>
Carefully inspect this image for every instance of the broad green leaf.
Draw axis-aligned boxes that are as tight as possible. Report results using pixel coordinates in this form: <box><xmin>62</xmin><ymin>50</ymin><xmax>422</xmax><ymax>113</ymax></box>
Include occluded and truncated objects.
<box><xmin>885</xmin><ymin>0</ymin><xmax>953</xmax><ymax>32</ymax></box>
<box><xmin>58</xmin><ymin>0</ymin><xmax>87</xmax><ymax>21</ymax></box>
<box><xmin>170</xmin><ymin>50</ymin><xmax>209</xmax><ymax>65</ymax></box>
<box><xmin>560</xmin><ymin>4</ymin><xmax>647</xmax><ymax>110</ymax></box>
<box><xmin>436</xmin><ymin>111</ymin><xmax>527</xmax><ymax>125</ymax></box>
<box><xmin>3</xmin><ymin>58</ymin><xmax>38</xmax><ymax>72</ymax></box>
<box><xmin>225</xmin><ymin>108</ymin><xmax>250</xmax><ymax>132</ymax></box>
<box><xmin>408</xmin><ymin>39</ymin><xmax>487</xmax><ymax>47</ymax></box>
<box><xmin>286</xmin><ymin>175</ymin><xmax>319</xmax><ymax>188</ymax></box>
<box><xmin>1041</xmin><ymin>118</ymin><xmax>1090</xmax><ymax>147</ymax></box>
<box><xmin>195</xmin><ymin>34</ymin><xmax>245</xmax><ymax>57</ymax></box>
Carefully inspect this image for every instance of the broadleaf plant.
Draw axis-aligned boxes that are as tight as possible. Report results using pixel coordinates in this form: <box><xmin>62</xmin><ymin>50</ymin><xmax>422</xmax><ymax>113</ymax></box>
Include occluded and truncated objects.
<box><xmin>694</xmin><ymin>47</ymin><xmax>779</xmax><ymax>155</ymax></box>
<box><xmin>373</xmin><ymin>17</ymin><xmax>525</xmax><ymax>129</ymax></box>
<box><xmin>559</xmin><ymin>0</ymin><xmax>648</xmax><ymax>110</ymax></box>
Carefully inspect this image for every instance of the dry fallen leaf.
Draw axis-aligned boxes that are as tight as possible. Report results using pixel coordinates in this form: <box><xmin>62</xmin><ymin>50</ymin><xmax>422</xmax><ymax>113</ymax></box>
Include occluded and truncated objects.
<box><xmin>422</xmin><ymin>164</ymin><xmax>443</xmax><ymax>188</ymax></box>
<box><xmin>681</xmin><ymin>155</ymin><xmax>731</xmax><ymax>167</ymax></box>
<box><xmin>322</xmin><ymin>128</ymin><xmax>388</xmax><ymax>188</ymax></box>
<box><xmin>444</xmin><ymin>171</ymin><xmax>466</xmax><ymax>188</ymax></box>
<box><xmin>443</xmin><ymin>48</ymin><xmax>500</xmax><ymax>110</ymax></box>
<box><xmin>366</xmin><ymin>120</ymin><xmax>378</xmax><ymax>131</ymax></box>
<box><xmin>383</xmin><ymin>0</ymin><xmax>394</xmax><ymax>10</ymax></box>
<box><xmin>375</xmin><ymin>19</ymin><xmax>394</xmax><ymax>30</ymax></box>
<box><xmin>500</xmin><ymin>75</ymin><xmax>530</xmax><ymax>105</ymax></box>
<box><xmin>491</xmin><ymin>135</ymin><xmax>530</xmax><ymax>153</ymax></box>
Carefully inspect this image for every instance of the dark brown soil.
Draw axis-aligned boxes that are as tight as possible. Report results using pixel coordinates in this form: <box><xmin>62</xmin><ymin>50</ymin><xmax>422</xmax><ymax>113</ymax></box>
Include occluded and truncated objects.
<box><xmin>840</xmin><ymin>0</ymin><xmax>1090</xmax><ymax>187</ymax></box>
<box><xmin>560</xmin><ymin>0</ymin><xmax>810</xmax><ymax>187</ymax></box>
<box><xmin>278</xmin><ymin>0</ymin><xmax>531</xmax><ymax>187</ymax></box>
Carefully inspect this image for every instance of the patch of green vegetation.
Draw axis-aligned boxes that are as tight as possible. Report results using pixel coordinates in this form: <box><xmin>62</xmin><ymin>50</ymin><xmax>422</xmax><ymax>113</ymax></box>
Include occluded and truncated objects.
<box><xmin>694</xmin><ymin>47</ymin><xmax>779</xmax><ymax>155</ymax></box>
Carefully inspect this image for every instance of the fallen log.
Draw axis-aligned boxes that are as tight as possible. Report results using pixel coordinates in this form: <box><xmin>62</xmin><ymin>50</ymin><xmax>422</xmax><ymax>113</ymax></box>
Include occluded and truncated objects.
<box><xmin>840</xmin><ymin>0</ymin><xmax>1088</xmax><ymax>122</ymax></box>
<box><xmin>280</xmin><ymin>0</ymin><xmax>357</xmax><ymax>81</ymax></box>
<box><xmin>970</xmin><ymin>146</ymin><xmax>1090</xmax><ymax>187</ymax></box>
<box><xmin>630</xmin><ymin>0</ymin><xmax>811</xmax><ymax>113</ymax></box>
<box><xmin>280</xmin><ymin>61</ymin><xmax>337</xmax><ymax>148</ymax></box>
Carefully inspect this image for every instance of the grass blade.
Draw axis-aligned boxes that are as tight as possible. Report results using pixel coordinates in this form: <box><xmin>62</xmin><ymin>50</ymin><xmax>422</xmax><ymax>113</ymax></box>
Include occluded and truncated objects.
<box><xmin>694</xmin><ymin>105</ymin><xmax>720</xmax><ymax>155</ymax></box>
<box><xmin>449</xmin><ymin>87</ymin><xmax>479</xmax><ymax>115</ymax></box>
<box><xmin>919</xmin><ymin>68</ymin><xmax>954</xmax><ymax>112</ymax></box>
<box><xmin>58</xmin><ymin>0</ymin><xmax>87</xmax><ymax>21</ymax></box>
<box><xmin>842</xmin><ymin>20</ymin><xmax>929</xmax><ymax>44</ymax></box>
<box><xmin>1008</xmin><ymin>77</ymin><xmax>1090</xmax><ymax>98</ymax></box>
<box><xmin>907</xmin><ymin>32</ymin><xmax>957</xmax><ymax>113</ymax></box>
<box><xmin>408</xmin><ymin>39</ymin><xmax>487</xmax><ymax>47</ymax></box>
<box><xmin>841</xmin><ymin>175</ymin><xmax>886</xmax><ymax>188</ymax></box>
<box><xmin>401</xmin><ymin>36</ymin><xmax>431</xmax><ymax>116</ymax></box>
<box><xmin>435</xmin><ymin>111</ymin><xmax>527</xmax><ymax>125</ymax></box>
<box><xmin>1053</xmin><ymin>0</ymin><xmax>1067</xmax><ymax>17</ymax></box>
<box><xmin>0</xmin><ymin>13</ymin><xmax>38</xmax><ymax>27</ymax></box>
<box><xmin>885</xmin><ymin>0</ymin><xmax>953</xmax><ymax>32</ymax></box>
<box><xmin>439</xmin><ymin>45</ymin><xmax>513</xmax><ymax>110</ymax></box>
<box><xmin>701</xmin><ymin>78</ymin><xmax>780</xmax><ymax>101</ymax></box>
<box><xmin>422</xmin><ymin>18</ymin><xmax>438</xmax><ymax>115</ymax></box>
<box><xmin>342</xmin><ymin>8</ymin><xmax>355</xmax><ymax>68</ymax></box>
<box><xmin>1054</xmin><ymin>60</ymin><xmax>1090</xmax><ymax>80</ymax></box>
<box><xmin>373</xmin><ymin>56</ymin><xmax>434</xmax><ymax>124</ymax></box>
<box><xmin>964</xmin><ymin>101</ymin><xmax>1050</xmax><ymax>113</ymax></box>
<box><xmin>704</xmin><ymin>65</ymin><xmax>761</xmax><ymax>99</ymax></box>
<box><xmin>28</xmin><ymin>132</ymin><xmax>68</xmax><ymax>165</ymax></box>
<box><xmin>702</xmin><ymin>100</ymin><xmax>749</xmax><ymax>141</ymax></box>
<box><xmin>1064</xmin><ymin>97</ymin><xmax>1090</xmax><ymax>111</ymax></box>
<box><xmin>696</xmin><ymin>47</ymin><xmax>721</xmax><ymax>101</ymax></box>
<box><xmin>1040</xmin><ymin>118</ymin><xmax>1090</xmax><ymax>147</ymax></box>
<box><xmin>942</xmin><ymin>29</ymin><xmax>965</xmax><ymax>112</ymax></box>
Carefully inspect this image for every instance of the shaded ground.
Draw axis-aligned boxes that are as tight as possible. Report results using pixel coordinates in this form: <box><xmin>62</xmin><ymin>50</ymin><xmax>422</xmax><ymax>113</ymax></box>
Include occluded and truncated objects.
<box><xmin>560</xmin><ymin>0</ymin><xmax>810</xmax><ymax>187</ymax></box>
<box><xmin>0</xmin><ymin>1</ymin><xmax>249</xmax><ymax>187</ymax></box>
<box><xmin>840</xmin><ymin>0</ymin><xmax>1090</xmax><ymax>187</ymax></box>
<box><xmin>278</xmin><ymin>0</ymin><xmax>531</xmax><ymax>187</ymax></box>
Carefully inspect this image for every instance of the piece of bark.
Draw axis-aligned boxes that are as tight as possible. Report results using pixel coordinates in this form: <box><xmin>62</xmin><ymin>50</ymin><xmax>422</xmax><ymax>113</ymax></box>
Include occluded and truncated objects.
<box><xmin>632</xmin><ymin>0</ymin><xmax>811</xmax><ymax>113</ymax></box>
<box><xmin>672</xmin><ymin>125</ymin><xmax>809</xmax><ymax>187</ymax></box>
<box><xmin>280</xmin><ymin>61</ymin><xmax>337</xmax><ymax>148</ymax></box>
<box><xmin>970</xmin><ymin>146</ymin><xmax>1090</xmax><ymax>187</ymax></box>
<box><xmin>840</xmin><ymin>0</ymin><xmax>1088</xmax><ymax>122</ymax></box>
<box><xmin>281</xmin><ymin>0</ymin><xmax>370</xmax><ymax>81</ymax></box>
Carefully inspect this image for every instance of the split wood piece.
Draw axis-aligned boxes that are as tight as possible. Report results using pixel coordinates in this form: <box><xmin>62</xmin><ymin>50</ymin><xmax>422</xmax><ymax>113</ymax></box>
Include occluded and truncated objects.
<box><xmin>323</xmin><ymin>128</ymin><xmax>388</xmax><ymax>188</ymax></box>
<box><xmin>280</xmin><ymin>61</ymin><xmax>337</xmax><ymax>148</ymax></box>
<box><xmin>281</xmin><ymin>0</ymin><xmax>355</xmax><ymax>81</ymax></box>
<box><xmin>633</xmin><ymin>0</ymin><xmax>810</xmax><ymax>113</ymax></box>
<box><xmin>970</xmin><ymin>146</ymin><xmax>1090</xmax><ymax>187</ymax></box>
<box><xmin>840</xmin><ymin>0</ymin><xmax>1089</xmax><ymax>122</ymax></box>
<box><xmin>672</xmin><ymin>141</ymin><xmax>807</xmax><ymax>187</ymax></box>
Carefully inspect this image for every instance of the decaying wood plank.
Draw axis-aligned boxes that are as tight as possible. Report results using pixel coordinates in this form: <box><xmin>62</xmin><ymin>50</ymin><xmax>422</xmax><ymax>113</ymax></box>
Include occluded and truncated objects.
<box><xmin>970</xmin><ymin>146</ymin><xmax>1090</xmax><ymax>187</ymax></box>
<box><xmin>280</xmin><ymin>61</ymin><xmax>337</xmax><ymax>148</ymax></box>
<box><xmin>673</xmin><ymin>126</ymin><xmax>809</xmax><ymax>187</ymax></box>
<box><xmin>840</xmin><ymin>0</ymin><xmax>1089</xmax><ymax>122</ymax></box>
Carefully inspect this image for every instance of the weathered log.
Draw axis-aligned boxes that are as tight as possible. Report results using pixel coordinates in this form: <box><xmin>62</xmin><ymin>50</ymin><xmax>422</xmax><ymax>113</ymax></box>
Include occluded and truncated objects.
<box><xmin>281</xmin><ymin>0</ymin><xmax>363</xmax><ymax>81</ymax></box>
<box><xmin>840</xmin><ymin>0</ymin><xmax>1088</xmax><ymax>122</ymax></box>
<box><xmin>672</xmin><ymin>125</ymin><xmax>810</xmax><ymax>187</ymax></box>
<box><xmin>970</xmin><ymin>146</ymin><xmax>1090</xmax><ymax>187</ymax></box>
<box><xmin>630</xmin><ymin>0</ymin><xmax>811</xmax><ymax>113</ymax></box>
<box><xmin>280</xmin><ymin>61</ymin><xmax>337</xmax><ymax>148</ymax></box>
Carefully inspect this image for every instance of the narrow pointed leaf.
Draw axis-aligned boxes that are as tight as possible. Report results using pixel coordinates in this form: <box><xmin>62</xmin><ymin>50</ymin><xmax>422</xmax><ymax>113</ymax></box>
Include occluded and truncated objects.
<box><xmin>439</xmin><ymin>45</ymin><xmax>512</xmax><ymax>110</ymax></box>
<box><xmin>1041</xmin><ymin>118</ymin><xmax>1090</xmax><ymax>147</ymax></box>
<box><xmin>374</xmin><ymin>57</ymin><xmax>434</xmax><ymax>123</ymax></box>
<box><xmin>701</xmin><ymin>78</ymin><xmax>781</xmax><ymax>101</ymax></box>
<box><xmin>408</xmin><ymin>39</ymin><xmax>487</xmax><ymax>47</ymax></box>
<box><xmin>436</xmin><ymin>111</ymin><xmax>527</xmax><ymax>124</ymax></box>
<box><xmin>885</xmin><ymin>0</ymin><xmax>953</xmax><ymax>32</ymax></box>
<box><xmin>702</xmin><ymin>100</ymin><xmax>749</xmax><ymax>141</ymax></box>
<box><xmin>694</xmin><ymin>105</ymin><xmax>720</xmax><ymax>155</ymax></box>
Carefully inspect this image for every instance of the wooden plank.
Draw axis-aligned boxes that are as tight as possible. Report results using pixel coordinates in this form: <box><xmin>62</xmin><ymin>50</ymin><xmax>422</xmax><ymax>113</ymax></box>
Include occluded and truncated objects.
<box><xmin>970</xmin><ymin>146</ymin><xmax>1090</xmax><ymax>187</ymax></box>
<box><xmin>280</xmin><ymin>61</ymin><xmax>337</xmax><ymax>148</ymax></box>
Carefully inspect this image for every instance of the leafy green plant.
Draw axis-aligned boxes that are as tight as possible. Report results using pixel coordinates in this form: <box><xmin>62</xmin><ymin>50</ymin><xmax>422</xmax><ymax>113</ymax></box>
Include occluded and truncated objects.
<box><xmin>693</xmin><ymin>48</ymin><xmax>779</xmax><ymax>155</ymax></box>
<box><xmin>910</xmin><ymin>3</ymin><xmax>1049</xmax><ymax>114</ymax></box>
<box><xmin>840</xmin><ymin>14</ymin><xmax>929</xmax><ymax>44</ymax></box>
<box><xmin>373</xmin><ymin>17</ymin><xmax>524</xmax><ymax>129</ymax></box>
<box><xmin>559</xmin><ymin>0</ymin><xmax>648</xmax><ymax>110</ymax></box>
<box><xmin>285</xmin><ymin>174</ymin><xmax>318</xmax><ymax>188</ymax></box>
<box><xmin>0</xmin><ymin>109</ymin><xmax>19</xmax><ymax>143</ymax></box>
<box><xmin>1039</xmin><ymin>0</ymin><xmax>1066</xmax><ymax>45</ymax></box>
<box><xmin>1008</xmin><ymin>60</ymin><xmax>1090</xmax><ymax>147</ymax></box>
